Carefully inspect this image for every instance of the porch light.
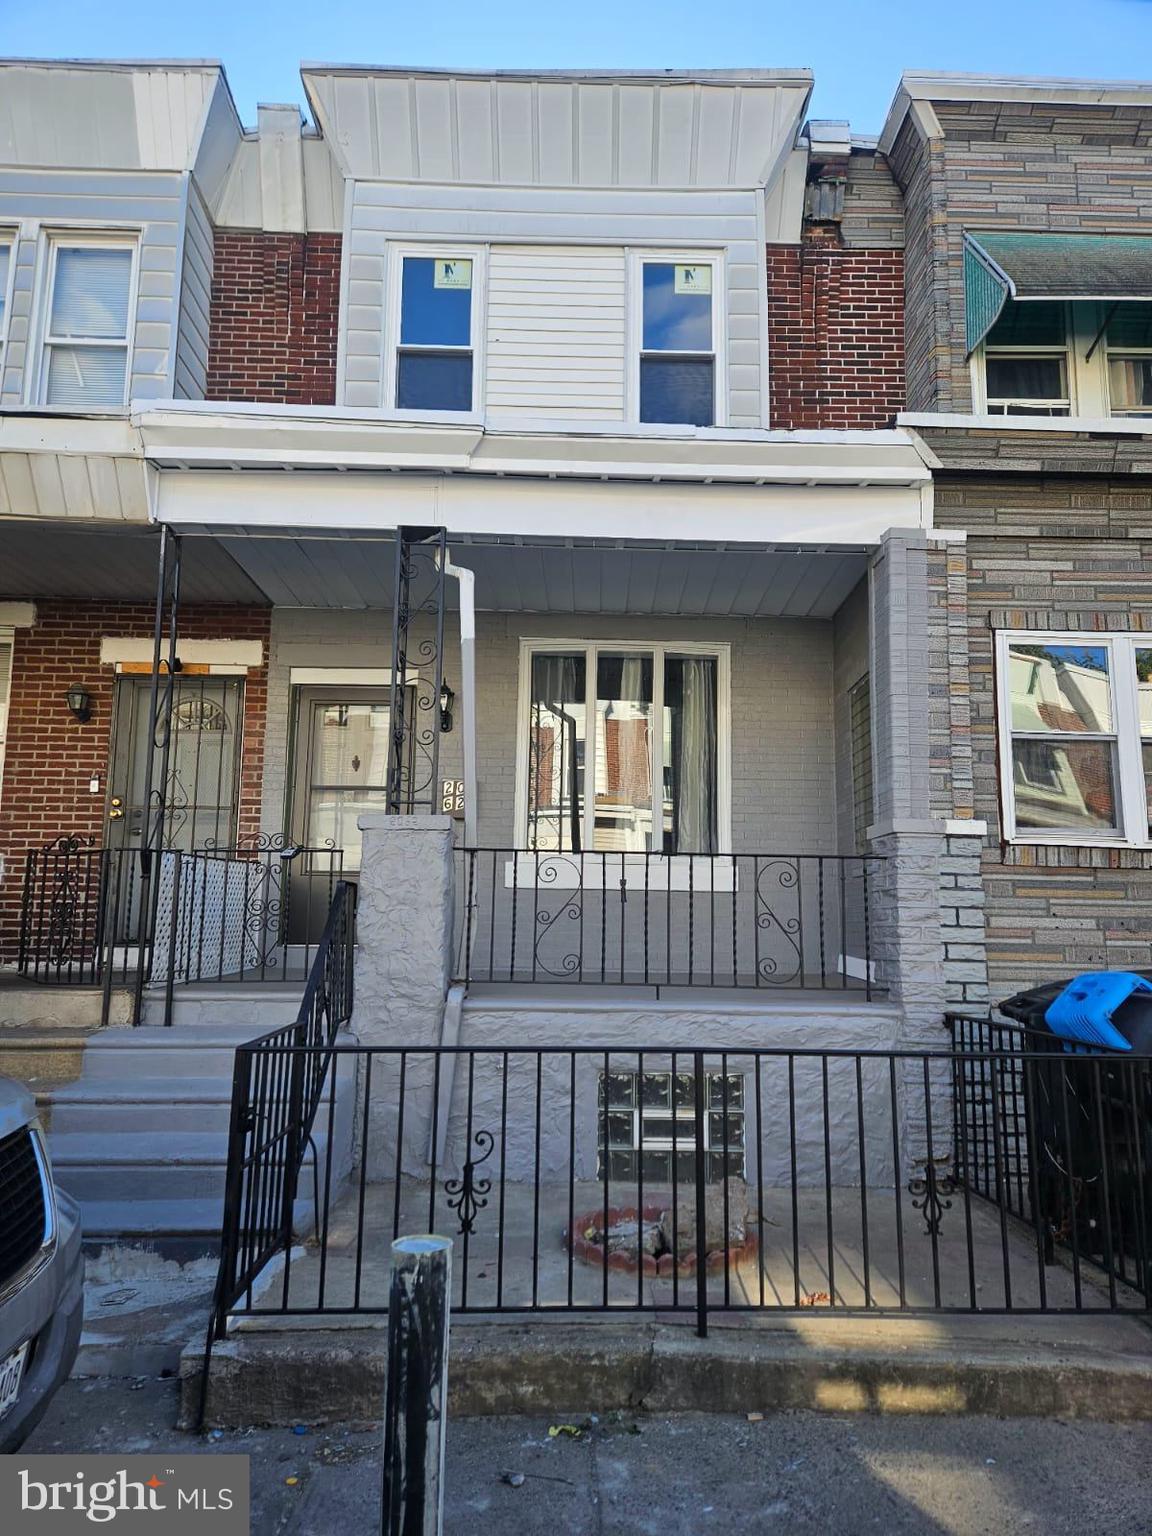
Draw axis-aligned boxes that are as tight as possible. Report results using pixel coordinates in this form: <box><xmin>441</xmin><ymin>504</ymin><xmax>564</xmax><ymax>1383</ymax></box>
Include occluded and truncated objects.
<box><xmin>64</xmin><ymin>684</ymin><xmax>92</xmax><ymax>724</ymax></box>
<box><xmin>439</xmin><ymin>678</ymin><xmax>455</xmax><ymax>733</ymax></box>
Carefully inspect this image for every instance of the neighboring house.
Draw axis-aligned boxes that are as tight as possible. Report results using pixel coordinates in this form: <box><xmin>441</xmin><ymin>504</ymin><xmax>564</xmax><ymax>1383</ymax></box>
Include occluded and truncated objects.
<box><xmin>15</xmin><ymin>58</ymin><xmax>1152</xmax><ymax>1238</ymax></box>
<box><xmin>886</xmin><ymin>72</ymin><xmax>1152</xmax><ymax>998</ymax></box>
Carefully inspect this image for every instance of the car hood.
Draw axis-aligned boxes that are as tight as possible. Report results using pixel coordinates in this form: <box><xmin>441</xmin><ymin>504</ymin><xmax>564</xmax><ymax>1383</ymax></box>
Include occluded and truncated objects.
<box><xmin>0</xmin><ymin>1075</ymin><xmax>37</xmax><ymax>1140</ymax></box>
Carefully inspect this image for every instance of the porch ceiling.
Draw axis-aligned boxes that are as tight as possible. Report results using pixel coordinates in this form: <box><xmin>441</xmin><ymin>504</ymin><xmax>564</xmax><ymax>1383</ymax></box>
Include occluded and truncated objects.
<box><xmin>214</xmin><ymin>534</ymin><xmax>869</xmax><ymax>617</ymax></box>
<box><xmin>0</xmin><ymin>520</ymin><xmax>268</xmax><ymax>604</ymax></box>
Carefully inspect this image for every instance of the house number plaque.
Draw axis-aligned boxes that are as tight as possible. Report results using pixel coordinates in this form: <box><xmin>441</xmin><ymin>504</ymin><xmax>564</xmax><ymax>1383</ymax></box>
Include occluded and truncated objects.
<box><xmin>440</xmin><ymin>778</ymin><xmax>465</xmax><ymax>817</ymax></box>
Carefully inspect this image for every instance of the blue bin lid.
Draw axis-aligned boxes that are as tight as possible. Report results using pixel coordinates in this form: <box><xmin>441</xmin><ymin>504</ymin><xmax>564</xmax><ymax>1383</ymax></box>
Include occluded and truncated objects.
<box><xmin>1045</xmin><ymin>971</ymin><xmax>1152</xmax><ymax>1051</ymax></box>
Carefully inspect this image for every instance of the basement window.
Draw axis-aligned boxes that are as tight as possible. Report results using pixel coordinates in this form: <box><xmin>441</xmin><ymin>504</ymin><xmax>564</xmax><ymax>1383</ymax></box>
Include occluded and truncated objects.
<box><xmin>598</xmin><ymin>1070</ymin><xmax>746</xmax><ymax>1183</ymax></box>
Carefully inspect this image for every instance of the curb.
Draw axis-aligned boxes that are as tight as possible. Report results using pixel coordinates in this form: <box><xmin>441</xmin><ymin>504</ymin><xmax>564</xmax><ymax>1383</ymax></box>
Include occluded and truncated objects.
<box><xmin>180</xmin><ymin>1317</ymin><xmax>1152</xmax><ymax>1427</ymax></box>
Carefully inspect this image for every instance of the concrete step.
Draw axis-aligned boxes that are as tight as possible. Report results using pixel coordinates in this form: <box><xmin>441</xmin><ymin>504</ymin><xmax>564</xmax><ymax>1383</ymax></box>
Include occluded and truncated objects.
<box><xmin>78</xmin><ymin>1025</ymin><xmax>275</xmax><ymax>1081</ymax></box>
<box><xmin>142</xmin><ymin>985</ymin><xmax>304</xmax><ymax>1031</ymax></box>
<box><xmin>0</xmin><ymin>983</ymin><xmax>131</xmax><ymax>1029</ymax></box>
<box><xmin>41</xmin><ymin>1077</ymin><xmax>235</xmax><ymax>1134</ymax></box>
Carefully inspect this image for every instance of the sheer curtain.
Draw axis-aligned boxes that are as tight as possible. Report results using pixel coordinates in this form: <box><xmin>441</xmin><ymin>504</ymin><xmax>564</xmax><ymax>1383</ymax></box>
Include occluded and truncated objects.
<box><xmin>666</xmin><ymin>657</ymin><xmax>717</xmax><ymax>854</ymax></box>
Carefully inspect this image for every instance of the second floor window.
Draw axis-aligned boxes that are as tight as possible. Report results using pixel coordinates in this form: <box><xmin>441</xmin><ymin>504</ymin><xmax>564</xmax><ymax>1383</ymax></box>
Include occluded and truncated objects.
<box><xmin>1105</xmin><ymin>304</ymin><xmax>1152</xmax><ymax>418</ymax></box>
<box><xmin>639</xmin><ymin>262</ymin><xmax>716</xmax><ymax>427</ymax></box>
<box><xmin>41</xmin><ymin>241</ymin><xmax>134</xmax><ymax>409</ymax></box>
<box><xmin>983</xmin><ymin>302</ymin><xmax>1070</xmax><ymax>415</ymax></box>
<box><xmin>396</xmin><ymin>255</ymin><xmax>474</xmax><ymax>412</ymax></box>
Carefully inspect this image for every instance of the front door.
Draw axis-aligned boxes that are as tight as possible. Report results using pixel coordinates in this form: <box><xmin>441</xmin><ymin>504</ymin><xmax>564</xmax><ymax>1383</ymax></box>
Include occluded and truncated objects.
<box><xmin>107</xmin><ymin>675</ymin><xmax>243</xmax><ymax>852</ymax></box>
<box><xmin>290</xmin><ymin>689</ymin><xmax>392</xmax><ymax>878</ymax></box>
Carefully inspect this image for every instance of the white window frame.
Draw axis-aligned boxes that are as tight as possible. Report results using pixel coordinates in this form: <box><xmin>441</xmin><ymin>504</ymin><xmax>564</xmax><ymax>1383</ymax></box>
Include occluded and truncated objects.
<box><xmin>513</xmin><ymin>637</ymin><xmax>733</xmax><ymax>874</ymax></box>
<box><xmin>383</xmin><ymin>243</ymin><xmax>486</xmax><ymax>417</ymax></box>
<box><xmin>995</xmin><ymin>629</ymin><xmax>1152</xmax><ymax>848</ymax></box>
<box><xmin>0</xmin><ymin>231</ymin><xmax>17</xmax><ymax>374</ymax></box>
<box><xmin>33</xmin><ymin>232</ymin><xmax>139</xmax><ymax>410</ymax></box>
<box><xmin>627</xmin><ymin>250</ymin><xmax>726</xmax><ymax>428</ymax></box>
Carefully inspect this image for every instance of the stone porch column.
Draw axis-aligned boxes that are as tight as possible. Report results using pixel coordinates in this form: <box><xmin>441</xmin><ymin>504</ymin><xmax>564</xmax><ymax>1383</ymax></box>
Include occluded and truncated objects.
<box><xmin>867</xmin><ymin>530</ymin><xmax>949</xmax><ymax>1051</ymax></box>
<box><xmin>353</xmin><ymin>812</ymin><xmax>455</xmax><ymax>1046</ymax></box>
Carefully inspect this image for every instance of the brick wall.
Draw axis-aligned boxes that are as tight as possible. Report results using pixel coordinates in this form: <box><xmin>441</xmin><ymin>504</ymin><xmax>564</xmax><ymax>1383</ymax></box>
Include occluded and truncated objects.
<box><xmin>766</xmin><ymin>235</ymin><xmax>905</xmax><ymax>430</ymax></box>
<box><xmin>0</xmin><ymin>602</ymin><xmax>270</xmax><ymax>960</ymax></box>
<box><xmin>206</xmin><ymin>232</ymin><xmax>341</xmax><ymax>405</ymax></box>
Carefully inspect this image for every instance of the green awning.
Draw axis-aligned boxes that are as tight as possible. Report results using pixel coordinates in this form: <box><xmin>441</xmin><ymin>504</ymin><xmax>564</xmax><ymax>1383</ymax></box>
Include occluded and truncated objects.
<box><xmin>964</xmin><ymin>232</ymin><xmax>1152</xmax><ymax>355</ymax></box>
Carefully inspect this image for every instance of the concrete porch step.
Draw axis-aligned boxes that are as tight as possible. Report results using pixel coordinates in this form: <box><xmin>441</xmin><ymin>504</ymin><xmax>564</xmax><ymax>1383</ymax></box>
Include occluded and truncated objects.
<box><xmin>42</xmin><ymin>1077</ymin><xmax>235</xmax><ymax>1134</ymax></box>
<box><xmin>141</xmin><ymin>983</ymin><xmax>305</xmax><ymax>1031</ymax></box>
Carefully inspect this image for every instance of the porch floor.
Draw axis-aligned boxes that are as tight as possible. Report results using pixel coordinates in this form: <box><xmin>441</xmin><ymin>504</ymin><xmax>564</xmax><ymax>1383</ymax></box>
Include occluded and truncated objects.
<box><xmin>233</xmin><ymin>1179</ymin><xmax>1142</xmax><ymax>1325</ymax></box>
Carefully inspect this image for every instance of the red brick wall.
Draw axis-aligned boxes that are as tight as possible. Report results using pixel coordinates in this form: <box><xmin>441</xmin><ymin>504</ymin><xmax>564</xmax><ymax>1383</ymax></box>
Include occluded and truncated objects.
<box><xmin>206</xmin><ymin>232</ymin><xmax>341</xmax><ymax>405</ymax></box>
<box><xmin>766</xmin><ymin>235</ymin><xmax>905</xmax><ymax>430</ymax></box>
<box><xmin>0</xmin><ymin>602</ymin><xmax>270</xmax><ymax>960</ymax></box>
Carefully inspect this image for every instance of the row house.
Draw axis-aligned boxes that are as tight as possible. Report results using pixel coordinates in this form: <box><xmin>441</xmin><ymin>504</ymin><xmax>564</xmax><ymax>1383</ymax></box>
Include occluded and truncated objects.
<box><xmin>3</xmin><ymin>59</ymin><xmax>1149</xmax><ymax>1253</ymax></box>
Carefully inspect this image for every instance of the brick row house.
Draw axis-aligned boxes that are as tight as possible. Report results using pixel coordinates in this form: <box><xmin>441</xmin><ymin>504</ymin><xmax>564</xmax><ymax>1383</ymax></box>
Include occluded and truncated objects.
<box><xmin>0</xmin><ymin>59</ymin><xmax>1149</xmax><ymax>1258</ymax></box>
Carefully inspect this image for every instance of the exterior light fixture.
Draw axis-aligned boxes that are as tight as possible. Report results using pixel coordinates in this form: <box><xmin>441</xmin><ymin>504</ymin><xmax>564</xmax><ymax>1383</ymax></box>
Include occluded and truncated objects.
<box><xmin>439</xmin><ymin>678</ymin><xmax>455</xmax><ymax>733</ymax></box>
<box><xmin>64</xmin><ymin>684</ymin><xmax>93</xmax><ymax>723</ymax></box>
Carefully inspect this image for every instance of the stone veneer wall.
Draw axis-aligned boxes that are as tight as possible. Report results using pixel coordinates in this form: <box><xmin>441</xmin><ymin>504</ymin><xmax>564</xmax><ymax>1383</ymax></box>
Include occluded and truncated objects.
<box><xmin>928</xmin><ymin>435</ymin><xmax>1152</xmax><ymax>999</ymax></box>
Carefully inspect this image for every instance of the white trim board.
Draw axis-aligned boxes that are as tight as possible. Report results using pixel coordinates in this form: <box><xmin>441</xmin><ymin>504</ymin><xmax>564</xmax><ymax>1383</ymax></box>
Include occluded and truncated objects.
<box><xmin>289</xmin><ymin>667</ymin><xmax>394</xmax><ymax>686</ymax></box>
<box><xmin>99</xmin><ymin>637</ymin><xmax>264</xmax><ymax>668</ymax></box>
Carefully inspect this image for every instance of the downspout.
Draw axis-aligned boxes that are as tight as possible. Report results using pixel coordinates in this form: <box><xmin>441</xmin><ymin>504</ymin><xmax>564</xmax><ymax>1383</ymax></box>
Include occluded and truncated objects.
<box><xmin>429</xmin><ymin>552</ymin><xmax>477</xmax><ymax>1167</ymax></box>
<box><xmin>440</xmin><ymin>552</ymin><xmax>477</xmax><ymax>847</ymax></box>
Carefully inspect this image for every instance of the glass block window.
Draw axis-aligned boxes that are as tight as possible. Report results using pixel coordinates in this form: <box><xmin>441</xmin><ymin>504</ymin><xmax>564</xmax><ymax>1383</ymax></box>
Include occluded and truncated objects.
<box><xmin>597</xmin><ymin>1069</ymin><xmax>745</xmax><ymax>1183</ymax></box>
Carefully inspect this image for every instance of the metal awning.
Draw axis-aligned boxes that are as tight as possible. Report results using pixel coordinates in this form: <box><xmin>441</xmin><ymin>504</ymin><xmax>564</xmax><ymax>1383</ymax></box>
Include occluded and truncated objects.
<box><xmin>964</xmin><ymin>231</ymin><xmax>1152</xmax><ymax>354</ymax></box>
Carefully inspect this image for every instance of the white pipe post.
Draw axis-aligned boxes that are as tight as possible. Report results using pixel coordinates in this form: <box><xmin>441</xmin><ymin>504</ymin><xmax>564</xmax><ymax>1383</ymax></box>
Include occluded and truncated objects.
<box><xmin>441</xmin><ymin>554</ymin><xmax>478</xmax><ymax>847</ymax></box>
<box><xmin>381</xmin><ymin>1235</ymin><xmax>453</xmax><ymax>1536</ymax></box>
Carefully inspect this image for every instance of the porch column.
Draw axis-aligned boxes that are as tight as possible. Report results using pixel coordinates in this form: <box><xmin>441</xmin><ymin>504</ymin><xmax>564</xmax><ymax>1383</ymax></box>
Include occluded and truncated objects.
<box><xmin>354</xmin><ymin>811</ymin><xmax>455</xmax><ymax>1046</ymax></box>
<box><xmin>867</xmin><ymin>529</ymin><xmax>948</xmax><ymax>1053</ymax></box>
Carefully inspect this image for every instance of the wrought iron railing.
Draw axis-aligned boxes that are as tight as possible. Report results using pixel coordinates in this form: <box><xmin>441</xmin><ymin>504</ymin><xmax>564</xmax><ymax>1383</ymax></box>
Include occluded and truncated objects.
<box><xmin>199</xmin><ymin>1032</ymin><xmax>1149</xmax><ymax>1417</ymax></box>
<box><xmin>948</xmin><ymin>1011</ymin><xmax>1152</xmax><ymax>1307</ymax></box>
<box><xmin>17</xmin><ymin>838</ymin><xmax>141</xmax><ymax>991</ymax></box>
<box><xmin>454</xmin><ymin>848</ymin><xmax>879</xmax><ymax>993</ymax></box>
<box><xmin>201</xmin><ymin>880</ymin><xmax>356</xmax><ymax>1422</ymax></box>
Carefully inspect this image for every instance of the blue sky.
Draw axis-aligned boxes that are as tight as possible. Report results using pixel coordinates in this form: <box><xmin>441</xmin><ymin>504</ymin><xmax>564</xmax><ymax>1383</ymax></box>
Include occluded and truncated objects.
<box><xmin>3</xmin><ymin>0</ymin><xmax>1152</xmax><ymax>135</ymax></box>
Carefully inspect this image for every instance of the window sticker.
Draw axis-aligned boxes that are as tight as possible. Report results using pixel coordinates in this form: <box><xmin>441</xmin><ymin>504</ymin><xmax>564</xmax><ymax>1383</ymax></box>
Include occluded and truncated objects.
<box><xmin>433</xmin><ymin>258</ymin><xmax>472</xmax><ymax>290</ymax></box>
<box><xmin>674</xmin><ymin>264</ymin><xmax>711</xmax><ymax>296</ymax></box>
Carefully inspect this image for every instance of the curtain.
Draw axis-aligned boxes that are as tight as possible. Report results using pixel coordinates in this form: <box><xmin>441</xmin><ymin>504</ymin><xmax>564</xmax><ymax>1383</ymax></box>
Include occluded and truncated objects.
<box><xmin>666</xmin><ymin>657</ymin><xmax>717</xmax><ymax>854</ymax></box>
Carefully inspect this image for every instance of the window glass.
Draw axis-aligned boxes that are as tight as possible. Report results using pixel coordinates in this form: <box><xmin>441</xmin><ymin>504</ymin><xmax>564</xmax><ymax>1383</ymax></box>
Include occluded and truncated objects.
<box><xmin>594</xmin><ymin>654</ymin><xmax>654</xmax><ymax>852</ymax></box>
<box><xmin>986</xmin><ymin>301</ymin><xmax>1065</xmax><ymax>348</ymax></box>
<box><xmin>642</xmin><ymin>263</ymin><xmax>713</xmax><ymax>352</ymax></box>
<box><xmin>640</xmin><ymin>357</ymin><xmax>715</xmax><ymax>427</ymax></box>
<box><xmin>663</xmin><ymin>655</ymin><xmax>717</xmax><ymax>854</ymax></box>
<box><xmin>527</xmin><ymin>653</ymin><xmax>586</xmax><ymax>852</ymax></box>
<box><xmin>1137</xmin><ymin>650</ymin><xmax>1152</xmax><ymax>838</ymax></box>
<box><xmin>1106</xmin><ymin>303</ymin><xmax>1152</xmax><ymax>349</ymax></box>
<box><xmin>45</xmin><ymin>348</ymin><xmax>128</xmax><ymax>408</ymax></box>
<box><xmin>396</xmin><ymin>353</ymin><xmax>473</xmax><ymax>412</ymax></box>
<box><xmin>400</xmin><ymin>256</ymin><xmax>472</xmax><ymax>347</ymax></box>
<box><xmin>1108</xmin><ymin>357</ymin><xmax>1152</xmax><ymax>415</ymax></box>
<box><xmin>1007</xmin><ymin>643</ymin><xmax>1113</xmax><ymax>733</ymax></box>
<box><xmin>49</xmin><ymin>247</ymin><xmax>132</xmax><ymax>339</ymax></box>
<box><xmin>985</xmin><ymin>356</ymin><xmax>1067</xmax><ymax>405</ymax></box>
<box><xmin>1012</xmin><ymin>739</ymin><xmax>1118</xmax><ymax>834</ymax></box>
<box><xmin>0</xmin><ymin>244</ymin><xmax>9</xmax><ymax>333</ymax></box>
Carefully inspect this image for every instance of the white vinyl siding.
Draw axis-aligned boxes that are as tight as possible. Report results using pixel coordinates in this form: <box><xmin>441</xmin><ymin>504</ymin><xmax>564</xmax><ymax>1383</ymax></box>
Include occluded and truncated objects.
<box><xmin>174</xmin><ymin>183</ymin><xmax>213</xmax><ymax>398</ymax></box>
<box><xmin>486</xmin><ymin>246</ymin><xmax>626</xmax><ymax>419</ymax></box>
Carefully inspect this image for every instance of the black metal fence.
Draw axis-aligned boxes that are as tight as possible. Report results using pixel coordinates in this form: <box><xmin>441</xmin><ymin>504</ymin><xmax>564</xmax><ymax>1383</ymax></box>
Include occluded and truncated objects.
<box><xmin>454</xmin><ymin>849</ymin><xmax>879</xmax><ymax>993</ymax></box>
<box><xmin>203</xmin><ymin>1033</ymin><xmax>1150</xmax><ymax>1366</ymax></box>
<box><xmin>18</xmin><ymin>838</ymin><xmax>141</xmax><ymax>989</ymax></box>
<box><xmin>17</xmin><ymin>834</ymin><xmax>347</xmax><ymax>1022</ymax></box>
<box><xmin>204</xmin><ymin>880</ymin><xmax>356</xmax><ymax>1416</ymax></box>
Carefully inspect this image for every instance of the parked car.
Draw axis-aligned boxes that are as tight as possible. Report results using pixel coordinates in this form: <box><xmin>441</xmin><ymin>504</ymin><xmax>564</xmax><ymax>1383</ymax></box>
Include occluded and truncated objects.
<box><xmin>0</xmin><ymin>1076</ymin><xmax>83</xmax><ymax>1452</ymax></box>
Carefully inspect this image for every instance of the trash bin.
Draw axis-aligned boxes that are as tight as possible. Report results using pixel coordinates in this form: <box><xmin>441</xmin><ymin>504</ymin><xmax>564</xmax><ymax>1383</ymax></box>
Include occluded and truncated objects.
<box><xmin>998</xmin><ymin>973</ymin><xmax>1152</xmax><ymax>1290</ymax></box>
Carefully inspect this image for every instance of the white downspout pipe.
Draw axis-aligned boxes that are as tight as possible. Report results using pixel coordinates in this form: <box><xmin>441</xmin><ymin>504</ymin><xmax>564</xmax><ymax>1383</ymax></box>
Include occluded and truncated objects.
<box><xmin>441</xmin><ymin>552</ymin><xmax>477</xmax><ymax>846</ymax></box>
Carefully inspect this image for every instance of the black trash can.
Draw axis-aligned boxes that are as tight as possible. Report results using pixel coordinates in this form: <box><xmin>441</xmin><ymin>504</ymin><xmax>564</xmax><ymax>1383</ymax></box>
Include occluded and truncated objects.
<box><xmin>998</xmin><ymin>975</ymin><xmax>1152</xmax><ymax>1292</ymax></box>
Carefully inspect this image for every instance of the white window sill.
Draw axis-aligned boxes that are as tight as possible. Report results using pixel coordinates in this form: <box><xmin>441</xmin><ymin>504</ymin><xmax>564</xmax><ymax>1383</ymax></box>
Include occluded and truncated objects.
<box><xmin>899</xmin><ymin>410</ymin><xmax>1152</xmax><ymax>436</ymax></box>
<box><xmin>1006</xmin><ymin>836</ymin><xmax>1152</xmax><ymax>852</ymax></box>
<box><xmin>503</xmin><ymin>853</ymin><xmax>738</xmax><ymax>892</ymax></box>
